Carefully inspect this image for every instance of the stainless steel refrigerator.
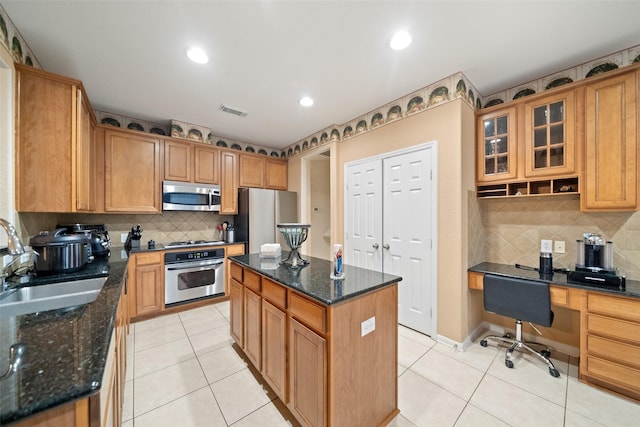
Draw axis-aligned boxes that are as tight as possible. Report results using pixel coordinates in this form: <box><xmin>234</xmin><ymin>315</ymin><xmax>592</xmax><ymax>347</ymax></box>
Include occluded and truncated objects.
<box><xmin>234</xmin><ymin>188</ymin><xmax>298</xmax><ymax>254</ymax></box>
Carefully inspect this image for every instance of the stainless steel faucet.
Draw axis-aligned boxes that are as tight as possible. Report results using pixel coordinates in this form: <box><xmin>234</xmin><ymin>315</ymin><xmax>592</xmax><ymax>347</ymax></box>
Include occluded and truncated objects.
<box><xmin>0</xmin><ymin>218</ymin><xmax>25</xmax><ymax>255</ymax></box>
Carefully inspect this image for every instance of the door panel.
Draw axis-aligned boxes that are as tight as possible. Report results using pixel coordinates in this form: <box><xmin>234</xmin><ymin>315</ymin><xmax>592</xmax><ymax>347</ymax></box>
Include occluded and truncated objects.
<box><xmin>345</xmin><ymin>161</ymin><xmax>383</xmax><ymax>272</ymax></box>
<box><xmin>383</xmin><ymin>148</ymin><xmax>434</xmax><ymax>335</ymax></box>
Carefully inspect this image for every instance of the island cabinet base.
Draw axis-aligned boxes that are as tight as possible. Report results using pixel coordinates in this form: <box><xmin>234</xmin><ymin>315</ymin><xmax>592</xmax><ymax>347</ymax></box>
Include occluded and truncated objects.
<box><xmin>230</xmin><ymin>260</ymin><xmax>399</xmax><ymax>427</ymax></box>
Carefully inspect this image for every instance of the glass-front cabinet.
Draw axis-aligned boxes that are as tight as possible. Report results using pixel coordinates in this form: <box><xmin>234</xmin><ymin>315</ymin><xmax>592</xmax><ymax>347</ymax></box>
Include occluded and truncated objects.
<box><xmin>476</xmin><ymin>107</ymin><xmax>517</xmax><ymax>182</ymax></box>
<box><xmin>524</xmin><ymin>90</ymin><xmax>575</xmax><ymax>177</ymax></box>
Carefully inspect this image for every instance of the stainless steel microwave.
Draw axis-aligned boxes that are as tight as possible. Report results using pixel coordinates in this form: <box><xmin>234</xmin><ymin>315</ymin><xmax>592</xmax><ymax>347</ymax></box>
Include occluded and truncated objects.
<box><xmin>162</xmin><ymin>181</ymin><xmax>221</xmax><ymax>212</ymax></box>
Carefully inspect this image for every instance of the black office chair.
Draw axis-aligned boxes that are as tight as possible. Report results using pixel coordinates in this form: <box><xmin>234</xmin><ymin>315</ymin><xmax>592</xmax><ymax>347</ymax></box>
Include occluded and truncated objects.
<box><xmin>479</xmin><ymin>273</ymin><xmax>560</xmax><ymax>378</ymax></box>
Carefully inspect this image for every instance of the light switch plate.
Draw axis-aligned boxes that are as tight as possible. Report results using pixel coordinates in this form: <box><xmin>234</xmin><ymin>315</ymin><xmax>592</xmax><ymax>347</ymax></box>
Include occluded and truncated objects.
<box><xmin>121</xmin><ymin>233</ymin><xmax>128</xmax><ymax>243</ymax></box>
<box><xmin>361</xmin><ymin>316</ymin><xmax>375</xmax><ymax>337</ymax></box>
<box><xmin>540</xmin><ymin>239</ymin><xmax>553</xmax><ymax>253</ymax></box>
<box><xmin>554</xmin><ymin>240</ymin><xmax>566</xmax><ymax>253</ymax></box>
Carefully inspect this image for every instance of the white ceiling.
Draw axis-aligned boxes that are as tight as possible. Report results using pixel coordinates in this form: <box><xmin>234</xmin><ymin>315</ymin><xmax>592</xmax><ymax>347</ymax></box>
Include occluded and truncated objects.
<box><xmin>2</xmin><ymin>1</ymin><xmax>640</xmax><ymax>150</ymax></box>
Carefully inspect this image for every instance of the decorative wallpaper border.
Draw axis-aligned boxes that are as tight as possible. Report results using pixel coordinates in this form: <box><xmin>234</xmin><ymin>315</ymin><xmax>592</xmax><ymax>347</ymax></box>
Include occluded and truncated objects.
<box><xmin>282</xmin><ymin>71</ymin><xmax>480</xmax><ymax>158</ymax></box>
<box><xmin>0</xmin><ymin>4</ymin><xmax>40</xmax><ymax>68</ymax></box>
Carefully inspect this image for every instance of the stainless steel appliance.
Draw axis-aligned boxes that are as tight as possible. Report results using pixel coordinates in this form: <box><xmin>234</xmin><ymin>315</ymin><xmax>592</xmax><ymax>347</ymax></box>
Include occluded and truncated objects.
<box><xmin>30</xmin><ymin>229</ymin><xmax>92</xmax><ymax>274</ymax></box>
<box><xmin>58</xmin><ymin>224</ymin><xmax>111</xmax><ymax>257</ymax></box>
<box><xmin>575</xmin><ymin>233</ymin><xmax>614</xmax><ymax>273</ymax></box>
<box><xmin>162</xmin><ymin>180</ymin><xmax>221</xmax><ymax>212</ymax></box>
<box><xmin>234</xmin><ymin>188</ymin><xmax>298</xmax><ymax>254</ymax></box>
<box><xmin>164</xmin><ymin>248</ymin><xmax>225</xmax><ymax>305</ymax></box>
<box><xmin>164</xmin><ymin>240</ymin><xmax>225</xmax><ymax>249</ymax></box>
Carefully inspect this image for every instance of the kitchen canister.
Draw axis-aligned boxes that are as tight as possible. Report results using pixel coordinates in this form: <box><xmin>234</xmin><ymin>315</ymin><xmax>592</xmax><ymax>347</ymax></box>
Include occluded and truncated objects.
<box><xmin>330</xmin><ymin>244</ymin><xmax>345</xmax><ymax>279</ymax></box>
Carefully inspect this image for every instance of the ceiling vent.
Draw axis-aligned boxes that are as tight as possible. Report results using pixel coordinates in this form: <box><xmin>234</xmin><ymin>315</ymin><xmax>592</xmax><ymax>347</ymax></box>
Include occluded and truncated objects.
<box><xmin>219</xmin><ymin>104</ymin><xmax>248</xmax><ymax>117</ymax></box>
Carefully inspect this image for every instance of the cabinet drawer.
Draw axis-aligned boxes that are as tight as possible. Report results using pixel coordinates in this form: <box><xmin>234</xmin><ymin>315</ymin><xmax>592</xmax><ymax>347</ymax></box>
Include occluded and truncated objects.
<box><xmin>587</xmin><ymin>293</ymin><xmax>640</xmax><ymax>323</ymax></box>
<box><xmin>586</xmin><ymin>314</ymin><xmax>640</xmax><ymax>345</ymax></box>
<box><xmin>226</xmin><ymin>244</ymin><xmax>245</xmax><ymax>256</ymax></box>
<box><xmin>135</xmin><ymin>252</ymin><xmax>161</xmax><ymax>266</ymax></box>
<box><xmin>290</xmin><ymin>293</ymin><xmax>326</xmax><ymax>333</ymax></box>
<box><xmin>262</xmin><ymin>278</ymin><xmax>287</xmax><ymax>309</ymax></box>
<box><xmin>549</xmin><ymin>286</ymin><xmax>568</xmax><ymax>306</ymax></box>
<box><xmin>230</xmin><ymin>262</ymin><xmax>243</xmax><ymax>282</ymax></box>
<box><xmin>468</xmin><ymin>272</ymin><xmax>483</xmax><ymax>290</ymax></box>
<box><xmin>244</xmin><ymin>269</ymin><xmax>261</xmax><ymax>293</ymax></box>
<box><xmin>587</xmin><ymin>335</ymin><xmax>640</xmax><ymax>369</ymax></box>
<box><xmin>585</xmin><ymin>355</ymin><xmax>640</xmax><ymax>392</ymax></box>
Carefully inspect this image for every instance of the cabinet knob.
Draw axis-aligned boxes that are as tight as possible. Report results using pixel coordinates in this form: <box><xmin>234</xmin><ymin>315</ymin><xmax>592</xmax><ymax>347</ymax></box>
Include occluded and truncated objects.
<box><xmin>372</xmin><ymin>243</ymin><xmax>379</xmax><ymax>249</ymax></box>
<box><xmin>383</xmin><ymin>244</ymin><xmax>390</xmax><ymax>250</ymax></box>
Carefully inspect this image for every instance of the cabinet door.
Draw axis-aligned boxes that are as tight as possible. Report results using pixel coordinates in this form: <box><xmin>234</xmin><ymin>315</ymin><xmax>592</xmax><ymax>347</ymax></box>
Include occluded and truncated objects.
<box><xmin>220</xmin><ymin>150</ymin><xmax>239</xmax><ymax>214</ymax></box>
<box><xmin>194</xmin><ymin>145</ymin><xmax>220</xmax><ymax>184</ymax></box>
<box><xmin>289</xmin><ymin>318</ymin><xmax>326</xmax><ymax>427</ymax></box>
<box><xmin>262</xmin><ymin>300</ymin><xmax>287</xmax><ymax>402</ymax></box>
<box><xmin>16</xmin><ymin>66</ymin><xmax>74</xmax><ymax>212</ymax></box>
<box><xmin>244</xmin><ymin>288</ymin><xmax>262</xmax><ymax>369</ymax></box>
<box><xmin>239</xmin><ymin>154</ymin><xmax>266</xmax><ymax>188</ymax></box>
<box><xmin>266</xmin><ymin>159</ymin><xmax>288</xmax><ymax>190</ymax></box>
<box><xmin>76</xmin><ymin>89</ymin><xmax>95</xmax><ymax>211</ymax></box>
<box><xmin>582</xmin><ymin>71</ymin><xmax>637</xmax><ymax>211</ymax></box>
<box><xmin>105</xmin><ymin>130</ymin><xmax>162</xmax><ymax>213</ymax></box>
<box><xmin>524</xmin><ymin>90</ymin><xmax>576</xmax><ymax>177</ymax></box>
<box><xmin>133</xmin><ymin>253</ymin><xmax>164</xmax><ymax>317</ymax></box>
<box><xmin>230</xmin><ymin>278</ymin><xmax>244</xmax><ymax>345</ymax></box>
<box><xmin>164</xmin><ymin>140</ymin><xmax>192</xmax><ymax>182</ymax></box>
<box><xmin>476</xmin><ymin>107</ymin><xmax>517</xmax><ymax>182</ymax></box>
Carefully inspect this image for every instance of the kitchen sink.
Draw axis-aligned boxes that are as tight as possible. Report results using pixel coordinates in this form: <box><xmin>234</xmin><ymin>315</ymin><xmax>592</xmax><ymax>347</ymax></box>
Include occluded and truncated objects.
<box><xmin>0</xmin><ymin>276</ymin><xmax>107</xmax><ymax>318</ymax></box>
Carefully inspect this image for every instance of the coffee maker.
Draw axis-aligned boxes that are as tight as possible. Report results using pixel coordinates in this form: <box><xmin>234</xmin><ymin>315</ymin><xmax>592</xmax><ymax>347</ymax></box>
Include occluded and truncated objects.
<box><xmin>575</xmin><ymin>233</ymin><xmax>615</xmax><ymax>273</ymax></box>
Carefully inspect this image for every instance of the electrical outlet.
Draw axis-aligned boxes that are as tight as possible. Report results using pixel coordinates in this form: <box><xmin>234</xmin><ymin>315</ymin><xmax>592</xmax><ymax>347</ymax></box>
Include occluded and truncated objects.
<box><xmin>554</xmin><ymin>240</ymin><xmax>566</xmax><ymax>254</ymax></box>
<box><xmin>121</xmin><ymin>233</ymin><xmax>128</xmax><ymax>243</ymax></box>
<box><xmin>361</xmin><ymin>316</ymin><xmax>376</xmax><ymax>337</ymax></box>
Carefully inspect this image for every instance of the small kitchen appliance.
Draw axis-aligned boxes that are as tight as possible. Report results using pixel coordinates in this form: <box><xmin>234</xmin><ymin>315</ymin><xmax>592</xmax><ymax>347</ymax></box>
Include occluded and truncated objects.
<box><xmin>569</xmin><ymin>233</ymin><xmax>625</xmax><ymax>290</ymax></box>
<box><xmin>59</xmin><ymin>224</ymin><xmax>111</xmax><ymax>257</ymax></box>
<box><xmin>30</xmin><ymin>228</ymin><xmax>92</xmax><ymax>274</ymax></box>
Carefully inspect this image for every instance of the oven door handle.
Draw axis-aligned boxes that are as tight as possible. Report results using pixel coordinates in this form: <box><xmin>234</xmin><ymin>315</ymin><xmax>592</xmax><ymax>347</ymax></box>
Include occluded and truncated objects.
<box><xmin>166</xmin><ymin>260</ymin><xmax>224</xmax><ymax>271</ymax></box>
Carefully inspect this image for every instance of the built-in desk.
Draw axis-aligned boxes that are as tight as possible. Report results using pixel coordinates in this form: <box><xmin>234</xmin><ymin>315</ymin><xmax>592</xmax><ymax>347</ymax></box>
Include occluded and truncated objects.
<box><xmin>469</xmin><ymin>262</ymin><xmax>640</xmax><ymax>402</ymax></box>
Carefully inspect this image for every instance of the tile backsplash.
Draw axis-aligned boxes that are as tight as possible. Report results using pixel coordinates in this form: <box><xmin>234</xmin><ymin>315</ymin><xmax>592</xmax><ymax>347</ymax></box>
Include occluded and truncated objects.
<box><xmin>18</xmin><ymin>211</ymin><xmax>235</xmax><ymax>248</ymax></box>
<box><xmin>479</xmin><ymin>195</ymin><xmax>640</xmax><ymax>280</ymax></box>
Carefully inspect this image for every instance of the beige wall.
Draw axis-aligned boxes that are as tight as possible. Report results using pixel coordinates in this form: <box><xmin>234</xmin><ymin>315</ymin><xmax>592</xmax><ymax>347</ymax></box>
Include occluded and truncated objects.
<box><xmin>291</xmin><ymin>99</ymin><xmax>476</xmax><ymax>343</ymax></box>
<box><xmin>0</xmin><ymin>39</ymin><xmax>16</xmax><ymax>246</ymax></box>
<box><xmin>308</xmin><ymin>157</ymin><xmax>331</xmax><ymax>259</ymax></box>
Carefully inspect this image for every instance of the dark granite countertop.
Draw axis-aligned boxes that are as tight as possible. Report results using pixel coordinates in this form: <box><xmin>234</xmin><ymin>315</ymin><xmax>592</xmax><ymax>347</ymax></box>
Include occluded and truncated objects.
<box><xmin>469</xmin><ymin>262</ymin><xmax>640</xmax><ymax>298</ymax></box>
<box><xmin>0</xmin><ymin>253</ymin><xmax>129</xmax><ymax>425</ymax></box>
<box><xmin>230</xmin><ymin>253</ymin><xmax>402</xmax><ymax>305</ymax></box>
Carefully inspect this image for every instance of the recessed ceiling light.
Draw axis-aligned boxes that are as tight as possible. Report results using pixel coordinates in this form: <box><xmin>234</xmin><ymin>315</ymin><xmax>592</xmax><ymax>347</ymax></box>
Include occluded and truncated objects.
<box><xmin>390</xmin><ymin>31</ymin><xmax>412</xmax><ymax>50</ymax></box>
<box><xmin>186</xmin><ymin>47</ymin><xmax>209</xmax><ymax>64</ymax></box>
<box><xmin>299</xmin><ymin>96</ymin><xmax>314</xmax><ymax>107</ymax></box>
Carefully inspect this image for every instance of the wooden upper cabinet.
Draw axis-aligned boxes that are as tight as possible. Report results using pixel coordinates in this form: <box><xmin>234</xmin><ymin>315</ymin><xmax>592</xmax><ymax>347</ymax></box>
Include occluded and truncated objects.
<box><xmin>476</xmin><ymin>107</ymin><xmax>517</xmax><ymax>182</ymax></box>
<box><xmin>104</xmin><ymin>129</ymin><xmax>162</xmax><ymax>213</ymax></box>
<box><xmin>524</xmin><ymin>89</ymin><xmax>576</xmax><ymax>177</ymax></box>
<box><xmin>164</xmin><ymin>140</ymin><xmax>193</xmax><ymax>182</ymax></box>
<box><xmin>220</xmin><ymin>150</ymin><xmax>239</xmax><ymax>214</ymax></box>
<box><xmin>15</xmin><ymin>64</ymin><xmax>96</xmax><ymax>212</ymax></box>
<box><xmin>266</xmin><ymin>159</ymin><xmax>288</xmax><ymax>190</ymax></box>
<box><xmin>194</xmin><ymin>145</ymin><xmax>220</xmax><ymax>184</ymax></box>
<box><xmin>239</xmin><ymin>154</ymin><xmax>266</xmax><ymax>188</ymax></box>
<box><xmin>582</xmin><ymin>71</ymin><xmax>638</xmax><ymax>211</ymax></box>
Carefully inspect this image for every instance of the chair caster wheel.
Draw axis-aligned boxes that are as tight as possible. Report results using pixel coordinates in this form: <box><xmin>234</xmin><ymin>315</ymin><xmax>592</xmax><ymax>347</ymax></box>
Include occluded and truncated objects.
<box><xmin>480</xmin><ymin>340</ymin><xmax>488</xmax><ymax>347</ymax></box>
<box><xmin>505</xmin><ymin>360</ymin><xmax>514</xmax><ymax>369</ymax></box>
<box><xmin>541</xmin><ymin>350</ymin><xmax>551</xmax><ymax>358</ymax></box>
<box><xmin>549</xmin><ymin>368</ymin><xmax>560</xmax><ymax>378</ymax></box>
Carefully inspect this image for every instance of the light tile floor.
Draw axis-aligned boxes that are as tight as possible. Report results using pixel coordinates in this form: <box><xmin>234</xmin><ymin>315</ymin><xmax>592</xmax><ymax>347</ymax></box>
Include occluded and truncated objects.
<box><xmin>122</xmin><ymin>301</ymin><xmax>640</xmax><ymax>427</ymax></box>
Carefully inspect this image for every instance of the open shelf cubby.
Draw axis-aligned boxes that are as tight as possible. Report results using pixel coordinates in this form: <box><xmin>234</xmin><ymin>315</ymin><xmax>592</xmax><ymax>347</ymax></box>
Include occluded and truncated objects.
<box><xmin>477</xmin><ymin>177</ymin><xmax>578</xmax><ymax>199</ymax></box>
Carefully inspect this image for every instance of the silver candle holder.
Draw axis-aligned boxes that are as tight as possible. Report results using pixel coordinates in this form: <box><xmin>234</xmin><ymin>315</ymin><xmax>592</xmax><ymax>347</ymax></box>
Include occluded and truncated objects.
<box><xmin>277</xmin><ymin>223</ymin><xmax>311</xmax><ymax>268</ymax></box>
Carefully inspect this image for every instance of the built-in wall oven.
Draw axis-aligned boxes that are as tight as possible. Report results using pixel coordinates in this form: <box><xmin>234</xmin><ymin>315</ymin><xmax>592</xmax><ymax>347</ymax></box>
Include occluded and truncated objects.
<box><xmin>164</xmin><ymin>248</ymin><xmax>225</xmax><ymax>306</ymax></box>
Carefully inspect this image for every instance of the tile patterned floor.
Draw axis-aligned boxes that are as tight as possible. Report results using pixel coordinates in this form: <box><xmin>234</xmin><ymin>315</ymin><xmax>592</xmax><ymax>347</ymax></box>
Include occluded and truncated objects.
<box><xmin>122</xmin><ymin>301</ymin><xmax>640</xmax><ymax>427</ymax></box>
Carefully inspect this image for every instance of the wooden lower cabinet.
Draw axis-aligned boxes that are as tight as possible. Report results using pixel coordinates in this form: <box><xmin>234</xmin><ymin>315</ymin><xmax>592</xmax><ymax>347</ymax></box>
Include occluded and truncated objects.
<box><xmin>243</xmin><ymin>288</ymin><xmax>262</xmax><ymax>369</ymax></box>
<box><xmin>230</xmin><ymin>261</ymin><xmax>399</xmax><ymax>427</ymax></box>
<box><xmin>289</xmin><ymin>318</ymin><xmax>327</xmax><ymax>427</ymax></box>
<box><xmin>262</xmin><ymin>300</ymin><xmax>288</xmax><ymax>402</ymax></box>
<box><xmin>230</xmin><ymin>278</ymin><xmax>244</xmax><ymax>345</ymax></box>
<box><xmin>128</xmin><ymin>252</ymin><xmax>163</xmax><ymax>319</ymax></box>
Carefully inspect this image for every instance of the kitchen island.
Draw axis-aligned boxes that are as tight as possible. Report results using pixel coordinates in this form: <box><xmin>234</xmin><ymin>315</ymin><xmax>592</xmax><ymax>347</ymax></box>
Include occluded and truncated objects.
<box><xmin>0</xmin><ymin>253</ymin><xmax>128</xmax><ymax>426</ymax></box>
<box><xmin>229</xmin><ymin>253</ymin><xmax>402</xmax><ymax>427</ymax></box>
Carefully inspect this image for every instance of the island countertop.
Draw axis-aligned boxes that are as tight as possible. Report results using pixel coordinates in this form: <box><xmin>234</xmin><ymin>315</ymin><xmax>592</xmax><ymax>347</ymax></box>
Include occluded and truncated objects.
<box><xmin>0</xmin><ymin>253</ymin><xmax>128</xmax><ymax>425</ymax></box>
<box><xmin>229</xmin><ymin>252</ymin><xmax>402</xmax><ymax>305</ymax></box>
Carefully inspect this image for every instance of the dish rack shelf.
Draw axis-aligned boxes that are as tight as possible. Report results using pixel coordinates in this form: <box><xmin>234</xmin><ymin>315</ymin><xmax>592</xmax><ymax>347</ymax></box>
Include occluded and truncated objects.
<box><xmin>477</xmin><ymin>177</ymin><xmax>579</xmax><ymax>199</ymax></box>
